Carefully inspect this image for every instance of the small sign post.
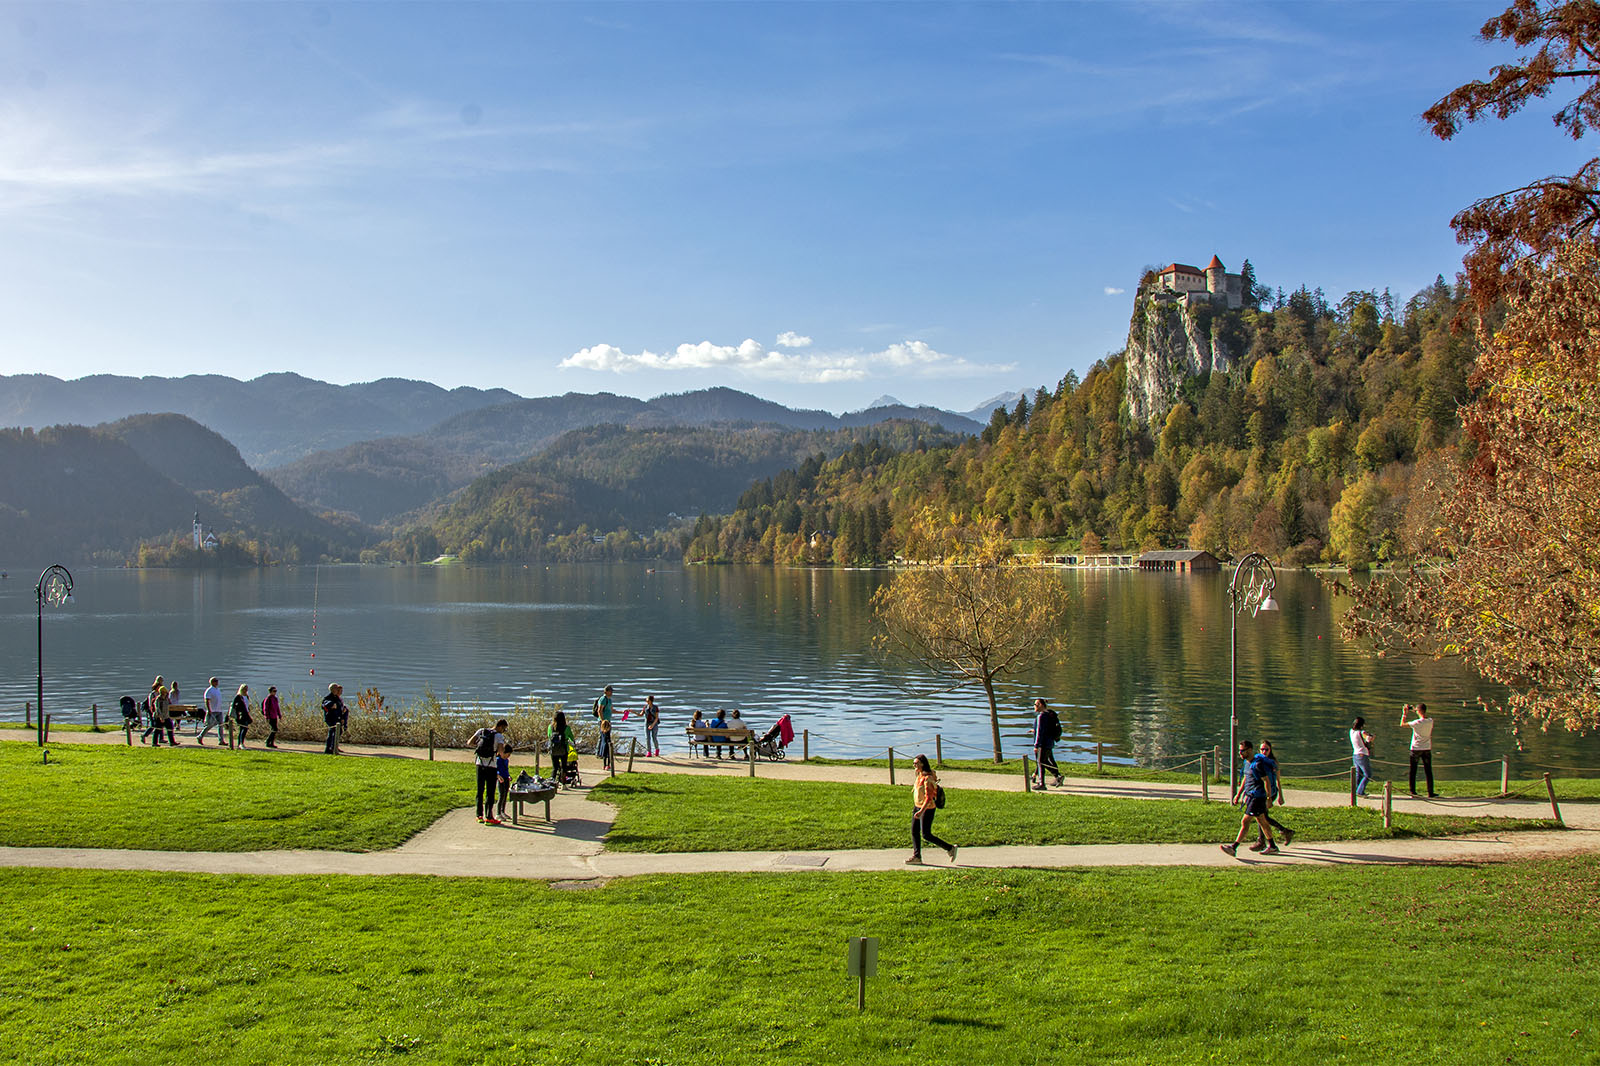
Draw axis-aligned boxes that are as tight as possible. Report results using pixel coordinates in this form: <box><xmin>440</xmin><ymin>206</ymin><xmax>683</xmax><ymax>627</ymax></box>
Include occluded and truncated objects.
<box><xmin>846</xmin><ymin>936</ymin><xmax>878</xmax><ymax>1011</ymax></box>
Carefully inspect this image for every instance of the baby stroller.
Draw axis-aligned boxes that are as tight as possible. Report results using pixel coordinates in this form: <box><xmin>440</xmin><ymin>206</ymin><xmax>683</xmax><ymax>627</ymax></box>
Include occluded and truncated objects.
<box><xmin>752</xmin><ymin>714</ymin><xmax>794</xmax><ymax>761</ymax></box>
<box><xmin>549</xmin><ymin>738</ymin><xmax>582</xmax><ymax>789</ymax></box>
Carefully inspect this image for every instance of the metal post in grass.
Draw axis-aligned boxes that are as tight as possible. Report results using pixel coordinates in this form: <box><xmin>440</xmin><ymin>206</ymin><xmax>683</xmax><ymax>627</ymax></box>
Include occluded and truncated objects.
<box><xmin>1097</xmin><ymin>742</ymin><xmax>1103</xmax><ymax>772</ymax></box>
<box><xmin>888</xmin><ymin>747</ymin><xmax>895</xmax><ymax>786</ymax></box>
<box><xmin>1022</xmin><ymin>754</ymin><xmax>1031</xmax><ymax>793</ymax></box>
<box><xmin>1349</xmin><ymin>767</ymin><xmax>1358</xmax><ymax>807</ymax></box>
<box><xmin>803</xmin><ymin>729</ymin><xmax>809</xmax><ymax>761</ymax></box>
<box><xmin>1382</xmin><ymin>781</ymin><xmax>1392</xmax><ymax>829</ymax></box>
<box><xmin>1501</xmin><ymin>755</ymin><xmax>1510</xmax><ymax>796</ymax></box>
<box><xmin>1200</xmin><ymin>755</ymin><xmax>1209</xmax><ymax>803</ymax></box>
<box><xmin>1544</xmin><ymin>772</ymin><xmax>1563</xmax><ymax>825</ymax></box>
<box><xmin>936</xmin><ymin>734</ymin><xmax>942</xmax><ymax>767</ymax></box>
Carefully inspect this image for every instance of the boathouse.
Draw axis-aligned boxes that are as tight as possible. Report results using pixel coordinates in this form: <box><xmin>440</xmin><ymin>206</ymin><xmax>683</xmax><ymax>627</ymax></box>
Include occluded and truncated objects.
<box><xmin>1136</xmin><ymin>549</ymin><xmax>1220</xmax><ymax>572</ymax></box>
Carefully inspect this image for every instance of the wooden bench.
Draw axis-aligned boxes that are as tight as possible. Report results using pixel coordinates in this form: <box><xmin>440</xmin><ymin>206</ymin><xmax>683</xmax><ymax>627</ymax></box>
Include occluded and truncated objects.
<box><xmin>685</xmin><ymin>725</ymin><xmax>753</xmax><ymax>760</ymax></box>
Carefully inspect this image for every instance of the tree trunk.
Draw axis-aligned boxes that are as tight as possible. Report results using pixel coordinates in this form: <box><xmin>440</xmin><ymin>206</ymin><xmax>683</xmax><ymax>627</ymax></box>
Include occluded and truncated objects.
<box><xmin>982</xmin><ymin>675</ymin><xmax>1002</xmax><ymax>763</ymax></box>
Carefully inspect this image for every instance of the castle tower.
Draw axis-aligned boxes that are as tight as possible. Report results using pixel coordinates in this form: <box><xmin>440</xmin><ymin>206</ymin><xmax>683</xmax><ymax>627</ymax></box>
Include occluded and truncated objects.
<box><xmin>1205</xmin><ymin>254</ymin><xmax>1225</xmax><ymax>295</ymax></box>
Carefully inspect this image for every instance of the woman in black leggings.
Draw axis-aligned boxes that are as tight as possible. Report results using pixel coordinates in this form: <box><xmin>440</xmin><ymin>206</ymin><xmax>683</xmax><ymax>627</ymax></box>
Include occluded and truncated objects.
<box><xmin>907</xmin><ymin>754</ymin><xmax>957</xmax><ymax>864</ymax></box>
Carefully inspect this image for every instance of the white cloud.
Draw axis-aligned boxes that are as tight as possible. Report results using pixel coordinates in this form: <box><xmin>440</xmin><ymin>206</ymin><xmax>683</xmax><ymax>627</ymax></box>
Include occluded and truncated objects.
<box><xmin>1103</xmin><ymin>286</ymin><xmax>1126</xmax><ymax>295</ymax></box>
<box><xmin>561</xmin><ymin>336</ymin><xmax>1014</xmax><ymax>383</ymax></box>
<box><xmin>775</xmin><ymin>331</ymin><xmax>813</xmax><ymax>348</ymax></box>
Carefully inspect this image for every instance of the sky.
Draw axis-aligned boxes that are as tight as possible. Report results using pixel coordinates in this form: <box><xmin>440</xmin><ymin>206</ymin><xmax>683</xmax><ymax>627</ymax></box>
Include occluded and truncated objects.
<box><xmin>0</xmin><ymin>1</ymin><xmax>1590</xmax><ymax>414</ymax></box>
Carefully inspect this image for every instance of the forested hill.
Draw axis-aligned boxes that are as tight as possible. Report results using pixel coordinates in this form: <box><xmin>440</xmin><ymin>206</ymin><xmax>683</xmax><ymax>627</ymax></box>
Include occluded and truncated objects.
<box><xmin>382</xmin><ymin>420</ymin><xmax>964</xmax><ymax>563</ymax></box>
<box><xmin>0</xmin><ymin>415</ymin><xmax>363</xmax><ymax>565</ymax></box>
<box><xmin>687</xmin><ymin>277</ymin><xmax>1475</xmax><ymax>567</ymax></box>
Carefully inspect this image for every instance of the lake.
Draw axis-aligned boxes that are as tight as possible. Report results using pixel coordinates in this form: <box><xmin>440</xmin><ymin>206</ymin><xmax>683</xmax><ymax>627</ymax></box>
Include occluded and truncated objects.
<box><xmin>2</xmin><ymin>563</ymin><xmax>1593</xmax><ymax>778</ymax></box>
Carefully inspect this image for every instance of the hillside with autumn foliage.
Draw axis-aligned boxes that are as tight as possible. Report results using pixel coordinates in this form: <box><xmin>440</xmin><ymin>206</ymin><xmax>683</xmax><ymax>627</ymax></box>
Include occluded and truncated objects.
<box><xmin>686</xmin><ymin>276</ymin><xmax>1477</xmax><ymax>568</ymax></box>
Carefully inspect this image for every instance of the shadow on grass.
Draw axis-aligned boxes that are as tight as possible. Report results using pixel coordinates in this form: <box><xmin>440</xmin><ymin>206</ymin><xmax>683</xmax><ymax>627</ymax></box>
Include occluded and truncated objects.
<box><xmin>928</xmin><ymin>1015</ymin><xmax>1002</xmax><ymax>1030</ymax></box>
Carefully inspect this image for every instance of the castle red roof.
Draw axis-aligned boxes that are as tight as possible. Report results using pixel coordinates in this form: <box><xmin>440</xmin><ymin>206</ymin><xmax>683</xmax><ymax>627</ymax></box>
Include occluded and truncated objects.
<box><xmin>1206</xmin><ymin>254</ymin><xmax>1225</xmax><ymax>270</ymax></box>
<box><xmin>1159</xmin><ymin>263</ymin><xmax>1202</xmax><ymax>276</ymax></box>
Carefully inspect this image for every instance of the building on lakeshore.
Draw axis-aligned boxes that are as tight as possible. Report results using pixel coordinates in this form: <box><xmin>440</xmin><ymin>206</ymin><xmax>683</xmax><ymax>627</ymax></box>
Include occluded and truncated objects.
<box><xmin>1136</xmin><ymin>549</ymin><xmax>1221</xmax><ymax>572</ymax></box>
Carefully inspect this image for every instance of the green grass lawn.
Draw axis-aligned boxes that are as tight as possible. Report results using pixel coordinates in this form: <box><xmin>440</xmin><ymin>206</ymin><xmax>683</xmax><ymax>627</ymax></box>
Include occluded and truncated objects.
<box><xmin>591</xmin><ymin>774</ymin><xmax>1558</xmax><ymax>853</ymax></box>
<box><xmin>805</xmin><ymin>754</ymin><xmax>1600</xmax><ymax>800</ymax></box>
<box><xmin>0</xmin><ymin>741</ymin><xmax>471</xmax><ymax>852</ymax></box>
<box><xmin>2</xmin><ymin>860</ymin><xmax>1597</xmax><ymax>1065</ymax></box>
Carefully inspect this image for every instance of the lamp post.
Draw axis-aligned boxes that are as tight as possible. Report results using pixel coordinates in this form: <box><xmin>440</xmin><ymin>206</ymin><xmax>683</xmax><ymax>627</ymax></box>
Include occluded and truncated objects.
<box><xmin>1227</xmin><ymin>551</ymin><xmax>1278</xmax><ymax>796</ymax></box>
<box><xmin>35</xmin><ymin>564</ymin><xmax>74</xmax><ymax>747</ymax></box>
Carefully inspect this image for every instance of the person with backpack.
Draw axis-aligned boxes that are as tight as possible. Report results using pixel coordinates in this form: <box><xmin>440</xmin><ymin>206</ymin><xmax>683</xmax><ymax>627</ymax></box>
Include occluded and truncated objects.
<box><xmin>1221</xmin><ymin>740</ymin><xmax>1280</xmax><ymax>856</ymax></box>
<box><xmin>907</xmin><ymin>754</ymin><xmax>957</xmax><ymax>865</ymax></box>
<box><xmin>470</xmin><ymin>719</ymin><xmax>507</xmax><ymax>824</ymax></box>
<box><xmin>321</xmin><ymin>683</ymin><xmax>346</xmax><ymax>754</ymax></box>
<box><xmin>231</xmin><ymin>685</ymin><xmax>254</xmax><ymax>748</ymax></box>
<box><xmin>547</xmin><ymin>711</ymin><xmax>576</xmax><ymax>784</ymax></box>
<box><xmin>594</xmin><ymin>685</ymin><xmax>615</xmax><ymax>771</ymax></box>
<box><xmin>1032</xmin><ymin>697</ymin><xmax>1063</xmax><ymax>789</ymax></box>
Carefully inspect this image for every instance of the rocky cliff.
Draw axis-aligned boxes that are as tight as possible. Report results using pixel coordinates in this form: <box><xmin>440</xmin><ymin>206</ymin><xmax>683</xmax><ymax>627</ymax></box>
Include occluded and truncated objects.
<box><xmin>1122</xmin><ymin>295</ymin><xmax>1241</xmax><ymax>424</ymax></box>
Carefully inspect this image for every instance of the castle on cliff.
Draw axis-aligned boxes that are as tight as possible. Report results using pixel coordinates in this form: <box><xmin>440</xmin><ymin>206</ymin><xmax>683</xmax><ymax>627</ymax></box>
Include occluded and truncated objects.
<box><xmin>1147</xmin><ymin>255</ymin><xmax>1243</xmax><ymax>310</ymax></box>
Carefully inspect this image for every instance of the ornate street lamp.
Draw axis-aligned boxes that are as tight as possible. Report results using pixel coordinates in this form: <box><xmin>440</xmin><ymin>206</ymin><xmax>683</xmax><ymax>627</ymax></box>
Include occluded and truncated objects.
<box><xmin>35</xmin><ymin>564</ymin><xmax>74</xmax><ymax>747</ymax></box>
<box><xmin>1227</xmin><ymin>551</ymin><xmax>1278</xmax><ymax>795</ymax></box>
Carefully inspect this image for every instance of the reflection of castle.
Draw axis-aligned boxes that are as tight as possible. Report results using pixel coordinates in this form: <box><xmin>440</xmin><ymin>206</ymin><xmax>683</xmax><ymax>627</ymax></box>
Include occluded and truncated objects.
<box><xmin>1149</xmin><ymin>254</ymin><xmax>1243</xmax><ymax>309</ymax></box>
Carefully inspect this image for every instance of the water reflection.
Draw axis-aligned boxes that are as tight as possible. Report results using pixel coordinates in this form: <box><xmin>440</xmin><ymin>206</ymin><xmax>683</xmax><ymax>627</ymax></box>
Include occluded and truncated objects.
<box><xmin>0</xmin><ymin>562</ymin><xmax>1589</xmax><ymax>775</ymax></box>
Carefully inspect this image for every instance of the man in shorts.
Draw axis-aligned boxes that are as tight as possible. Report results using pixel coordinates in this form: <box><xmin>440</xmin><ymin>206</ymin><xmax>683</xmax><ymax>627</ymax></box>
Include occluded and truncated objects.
<box><xmin>1221</xmin><ymin>740</ymin><xmax>1278</xmax><ymax>856</ymax></box>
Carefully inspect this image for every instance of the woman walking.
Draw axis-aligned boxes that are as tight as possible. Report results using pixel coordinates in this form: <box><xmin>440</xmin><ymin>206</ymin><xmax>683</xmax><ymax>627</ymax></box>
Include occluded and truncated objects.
<box><xmin>262</xmin><ymin>686</ymin><xmax>281</xmax><ymax>748</ymax></box>
<box><xmin>907</xmin><ymin>754</ymin><xmax>957</xmax><ymax>865</ymax></box>
<box><xmin>547</xmin><ymin>711</ymin><xmax>576</xmax><ymax>783</ymax></box>
<box><xmin>231</xmin><ymin>685</ymin><xmax>253</xmax><ymax>748</ymax></box>
<box><xmin>643</xmin><ymin>695</ymin><xmax>661</xmax><ymax>757</ymax></box>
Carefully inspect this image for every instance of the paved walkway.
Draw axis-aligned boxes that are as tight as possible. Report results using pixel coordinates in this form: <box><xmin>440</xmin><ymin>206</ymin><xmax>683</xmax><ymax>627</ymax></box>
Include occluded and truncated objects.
<box><xmin>3</xmin><ymin>730</ymin><xmax>1595</xmax><ymax>880</ymax></box>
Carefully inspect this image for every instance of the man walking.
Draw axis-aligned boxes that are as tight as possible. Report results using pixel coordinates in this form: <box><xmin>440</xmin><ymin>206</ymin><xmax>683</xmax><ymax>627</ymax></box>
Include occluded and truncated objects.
<box><xmin>1221</xmin><ymin>740</ymin><xmax>1278</xmax><ymax>856</ymax></box>
<box><xmin>197</xmin><ymin>677</ymin><xmax>225</xmax><ymax>745</ymax></box>
<box><xmin>469</xmin><ymin>719</ymin><xmax>507</xmax><ymax>825</ymax></box>
<box><xmin>1032</xmin><ymin>697</ymin><xmax>1063</xmax><ymax>789</ymax></box>
<box><xmin>321</xmin><ymin>683</ymin><xmax>346</xmax><ymax>754</ymax></box>
<box><xmin>1401</xmin><ymin>702</ymin><xmax>1437</xmax><ymax>797</ymax></box>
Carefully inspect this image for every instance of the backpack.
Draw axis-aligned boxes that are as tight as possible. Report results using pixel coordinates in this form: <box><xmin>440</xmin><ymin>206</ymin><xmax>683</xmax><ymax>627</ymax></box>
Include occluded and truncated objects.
<box><xmin>1046</xmin><ymin>710</ymin><xmax>1062</xmax><ymax>744</ymax></box>
<box><xmin>592</xmin><ymin>697</ymin><xmax>602</xmax><ymax>719</ymax></box>
<box><xmin>935</xmin><ymin>785</ymin><xmax>947</xmax><ymax>810</ymax></box>
<box><xmin>474</xmin><ymin>728</ymin><xmax>499</xmax><ymax>759</ymax></box>
<box><xmin>231</xmin><ymin>693</ymin><xmax>251</xmax><ymax>723</ymax></box>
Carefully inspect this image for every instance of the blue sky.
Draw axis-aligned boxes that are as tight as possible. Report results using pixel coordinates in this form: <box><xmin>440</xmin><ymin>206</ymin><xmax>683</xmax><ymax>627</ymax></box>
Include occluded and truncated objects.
<box><xmin>0</xmin><ymin>1</ymin><xmax>1587</xmax><ymax>413</ymax></box>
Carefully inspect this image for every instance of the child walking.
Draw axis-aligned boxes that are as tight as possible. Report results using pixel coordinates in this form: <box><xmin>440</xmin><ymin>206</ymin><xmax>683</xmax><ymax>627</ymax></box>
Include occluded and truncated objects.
<box><xmin>495</xmin><ymin>745</ymin><xmax>512</xmax><ymax>822</ymax></box>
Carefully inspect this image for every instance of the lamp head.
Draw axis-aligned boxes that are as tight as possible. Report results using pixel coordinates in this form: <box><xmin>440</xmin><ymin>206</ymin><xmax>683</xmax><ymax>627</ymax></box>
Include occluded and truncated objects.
<box><xmin>1257</xmin><ymin>595</ymin><xmax>1279</xmax><ymax>614</ymax></box>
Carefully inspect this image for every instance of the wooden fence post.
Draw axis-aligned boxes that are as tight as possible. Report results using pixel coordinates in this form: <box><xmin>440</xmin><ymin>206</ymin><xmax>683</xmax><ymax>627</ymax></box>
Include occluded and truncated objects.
<box><xmin>428</xmin><ymin>729</ymin><xmax>435</xmax><ymax>761</ymax></box>
<box><xmin>1022</xmin><ymin>755</ymin><xmax>1032</xmax><ymax>793</ymax></box>
<box><xmin>124</xmin><ymin>721</ymin><xmax>133</xmax><ymax>746</ymax></box>
<box><xmin>1501</xmin><ymin>755</ymin><xmax>1510</xmax><ymax>796</ymax></box>
<box><xmin>1382</xmin><ymin>781</ymin><xmax>1393</xmax><ymax>829</ymax></box>
<box><xmin>628</xmin><ymin>737</ymin><xmax>638</xmax><ymax>773</ymax></box>
<box><xmin>1213</xmin><ymin>746</ymin><xmax>1220</xmax><ymax>781</ymax></box>
<box><xmin>748</xmin><ymin>739</ymin><xmax>755</xmax><ymax>777</ymax></box>
<box><xmin>888</xmin><ymin>747</ymin><xmax>895</xmax><ymax>786</ymax></box>
<box><xmin>936</xmin><ymin>734</ymin><xmax>943</xmax><ymax>767</ymax></box>
<box><xmin>1200</xmin><ymin>755</ymin><xmax>1209</xmax><ymax>803</ymax></box>
<box><xmin>24</xmin><ymin>702</ymin><xmax>31</xmax><ymax>727</ymax></box>
<box><xmin>803</xmin><ymin>729</ymin><xmax>809</xmax><ymax>761</ymax></box>
<box><xmin>1544</xmin><ymin>772</ymin><xmax>1563</xmax><ymax>825</ymax></box>
<box><xmin>44</xmin><ymin>714</ymin><xmax>51</xmax><ymax>743</ymax></box>
<box><xmin>1096</xmin><ymin>742</ymin><xmax>1103</xmax><ymax>772</ymax></box>
<box><xmin>1349</xmin><ymin>766</ymin><xmax>1358</xmax><ymax>807</ymax></box>
<box><xmin>92</xmin><ymin>703</ymin><xmax>98</xmax><ymax>728</ymax></box>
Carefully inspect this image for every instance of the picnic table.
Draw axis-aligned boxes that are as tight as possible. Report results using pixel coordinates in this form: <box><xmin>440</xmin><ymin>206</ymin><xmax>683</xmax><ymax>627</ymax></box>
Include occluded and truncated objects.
<box><xmin>685</xmin><ymin>724</ymin><xmax>753</xmax><ymax>760</ymax></box>
<box><xmin>508</xmin><ymin>786</ymin><xmax>557</xmax><ymax>825</ymax></box>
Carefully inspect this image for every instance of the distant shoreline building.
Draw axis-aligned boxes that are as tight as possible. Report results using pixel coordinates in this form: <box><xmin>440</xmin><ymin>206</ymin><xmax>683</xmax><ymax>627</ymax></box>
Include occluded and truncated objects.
<box><xmin>1149</xmin><ymin>255</ymin><xmax>1243</xmax><ymax>310</ymax></box>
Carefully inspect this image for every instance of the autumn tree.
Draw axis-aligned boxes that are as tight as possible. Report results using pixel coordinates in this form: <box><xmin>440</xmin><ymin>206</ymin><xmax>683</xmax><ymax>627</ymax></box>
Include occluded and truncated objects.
<box><xmin>872</xmin><ymin>511</ymin><xmax>1071</xmax><ymax>761</ymax></box>
<box><xmin>1342</xmin><ymin>2</ymin><xmax>1600</xmax><ymax>732</ymax></box>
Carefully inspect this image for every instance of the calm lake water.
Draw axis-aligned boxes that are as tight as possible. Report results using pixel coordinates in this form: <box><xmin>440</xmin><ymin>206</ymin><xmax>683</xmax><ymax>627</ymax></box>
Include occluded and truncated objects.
<box><xmin>2</xmin><ymin>563</ymin><xmax>1594</xmax><ymax>778</ymax></box>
